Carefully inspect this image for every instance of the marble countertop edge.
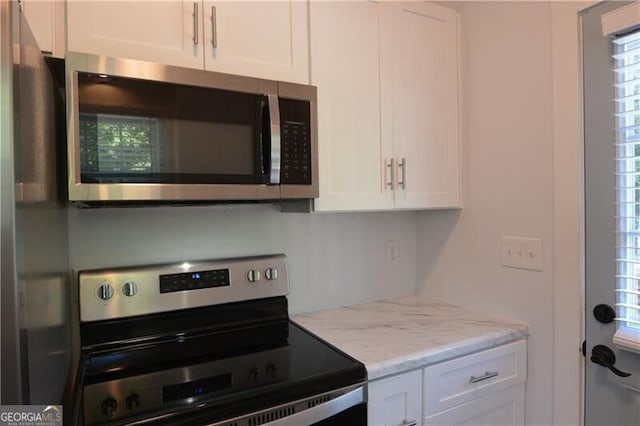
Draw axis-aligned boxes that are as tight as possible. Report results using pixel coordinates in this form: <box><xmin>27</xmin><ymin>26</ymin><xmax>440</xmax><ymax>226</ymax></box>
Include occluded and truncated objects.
<box><xmin>292</xmin><ymin>296</ymin><xmax>529</xmax><ymax>381</ymax></box>
<box><xmin>365</xmin><ymin>330</ymin><xmax>529</xmax><ymax>380</ymax></box>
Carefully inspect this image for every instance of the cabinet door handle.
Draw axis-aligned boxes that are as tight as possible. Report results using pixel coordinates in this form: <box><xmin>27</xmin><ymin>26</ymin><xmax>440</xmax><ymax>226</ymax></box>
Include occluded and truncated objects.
<box><xmin>397</xmin><ymin>157</ymin><xmax>406</xmax><ymax>190</ymax></box>
<box><xmin>469</xmin><ymin>371</ymin><xmax>499</xmax><ymax>383</ymax></box>
<box><xmin>402</xmin><ymin>420</ymin><xmax>418</xmax><ymax>426</ymax></box>
<box><xmin>211</xmin><ymin>5</ymin><xmax>217</xmax><ymax>47</ymax></box>
<box><xmin>386</xmin><ymin>159</ymin><xmax>395</xmax><ymax>190</ymax></box>
<box><xmin>193</xmin><ymin>2</ymin><xmax>199</xmax><ymax>45</ymax></box>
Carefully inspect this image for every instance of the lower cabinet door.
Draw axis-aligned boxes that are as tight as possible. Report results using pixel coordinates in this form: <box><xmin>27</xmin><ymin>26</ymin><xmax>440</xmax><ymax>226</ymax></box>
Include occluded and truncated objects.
<box><xmin>423</xmin><ymin>384</ymin><xmax>525</xmax><ymax>426</ymax></box>
<box><xmin>368</xmin><ymin>370</ymin><xmax>422</xmax><ymax>426</ymax></box>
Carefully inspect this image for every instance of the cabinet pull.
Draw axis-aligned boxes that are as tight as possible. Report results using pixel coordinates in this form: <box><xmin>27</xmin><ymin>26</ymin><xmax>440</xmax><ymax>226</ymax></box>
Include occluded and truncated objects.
<box><xmin>193</xmin><ymin>2</ymin><xmax>199</xmax><ymax>45</ymax></box>
<box><xmin>386</xmin><ymin>159</ymin><xmax>395</xmax><ymax>190</ymax></box>
<box><xmin>402</xmin><ymin>420</ymin><xmax>418</xmax><ymax>426</ymax></box>
<box><xmin>211</xmin><ymin>6</ymin><xmax>218</xmax><ymax>47</ymax></box>
<box><xmin>469</xmin><ymin>371</ymin><xmax>499</xmax><ymax>383</ymax></box>
<box><xmin>397</xmin><ymin>157</ymin><xmax>406</xmax><ymax>189</ymax></box>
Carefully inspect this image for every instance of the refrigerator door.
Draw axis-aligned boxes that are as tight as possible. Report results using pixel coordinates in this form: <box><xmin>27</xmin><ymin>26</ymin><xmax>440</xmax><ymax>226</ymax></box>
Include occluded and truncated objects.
<box><xmin>0</xmin><ymin>0</ymin><xmax>23</xmax><ymax>404</ymax></box>
<box><xmin>0</xmin><ymin>0</ymin><xmax>70</xmax><ymax>405</ymax></box>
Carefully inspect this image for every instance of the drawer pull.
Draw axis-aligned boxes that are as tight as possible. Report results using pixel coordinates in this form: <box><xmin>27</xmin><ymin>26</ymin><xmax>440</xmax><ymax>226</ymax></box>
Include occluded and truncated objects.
<box><xmin>402</xmin><ymin>420</ymin><xmax>418</xmax><ymax>426</ymax></box>
<box><xmin>469</xmin><ymin>371</ymin><xmax>499</xmax><ymax>383</ymax></box>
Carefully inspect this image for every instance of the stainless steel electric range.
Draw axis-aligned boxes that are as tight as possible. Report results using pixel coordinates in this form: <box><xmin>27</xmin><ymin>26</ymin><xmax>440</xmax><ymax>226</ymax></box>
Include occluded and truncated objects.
<box><xmin>67</xmin><ymin>254</ymin><xmax>366</xmax><ymax>425</ymax></box>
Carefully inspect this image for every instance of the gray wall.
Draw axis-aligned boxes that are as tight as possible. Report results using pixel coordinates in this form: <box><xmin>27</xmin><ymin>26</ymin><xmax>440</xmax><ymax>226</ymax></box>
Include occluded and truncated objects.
<box><xmin>68</xmin><ymin>205</ymin><xmax>418</xmax><ymax>313</ymax></box>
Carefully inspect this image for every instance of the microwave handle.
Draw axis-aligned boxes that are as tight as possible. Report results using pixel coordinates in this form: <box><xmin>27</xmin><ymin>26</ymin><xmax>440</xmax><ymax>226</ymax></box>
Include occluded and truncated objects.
<box><xmin>267</xmin><ymin>94</ymin><xmax>281</xmax><ymax>184</ymax></box>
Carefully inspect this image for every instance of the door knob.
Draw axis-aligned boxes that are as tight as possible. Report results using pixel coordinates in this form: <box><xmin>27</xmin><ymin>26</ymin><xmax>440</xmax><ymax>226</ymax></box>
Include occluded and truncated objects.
<box><xmin>593</xmin><ymin>304</ymin><xmax>616</xmax><ymax>324</ymax></box>
<box><xmin>590</xmin><ymin>344</ymin><xmax>632</xmax><ymax>377</ymax></box>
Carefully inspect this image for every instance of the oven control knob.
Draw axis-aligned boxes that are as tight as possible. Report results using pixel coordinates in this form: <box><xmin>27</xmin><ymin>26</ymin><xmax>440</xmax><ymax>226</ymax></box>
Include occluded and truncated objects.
<box><xmin>101</xmin><ymin>397</ymin><xmax>118</xmax><ymax>417</ymax></box>
<box><xmin>97</xmin><ymin>284</ymin><xmax>115</xmax><ymax>300</ymax></box>
<box><xmin>122</xmin><ymin>281</ymin><xmax>138</xmax><ymax>297</ymax></box>
<box><xmin>250</xmin><ymin>367</ymin><xmax>262</xmax><ymax>381</ymax></box>
<box><xmin>265</xmin><ymin>268</ymin><xmax>278</xmax><ymax>281</ymax></box>
<box><xmin>247</xmin><ymin>269</ymin><xmax>261</xmax><ymax>283</ymax></box>
<box><xmin>126</xmin><ymin>393</ymin><xmax>141</xmax><ymax>411</ymax></box>
<box><xmin>266</xmin><ymin>362</ymin><xmax>277</xmax><ymax>375</ymax></box>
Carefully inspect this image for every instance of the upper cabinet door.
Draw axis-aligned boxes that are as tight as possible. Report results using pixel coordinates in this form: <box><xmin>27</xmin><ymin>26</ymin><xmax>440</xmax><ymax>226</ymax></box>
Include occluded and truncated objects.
<box><xmin>22</xmin><ymin>0</ymin><xmax>65</xmax><ymax>57</ymax></box>
<box><xmin>203</xmin><ymin>1</ymin><xmax>309</xmax><ymax>84</ymax></box>
<box><xmin>311</xmin><ymin>0</ymin><xmax>394</xmax><ymax>211</ymax></box>
<box><xmin>67</xmin><ymin>1</ymin><xmax>204</xmax><ymax>69</ymax></box>
<box><xmin>22</xmin><ymin>0</ymin><xmax>53</xmax><ymax>53</ymax></box>
<box><xmin>380</xmin><ymin>2</ymin><xmax>461</xmax><ymax>209</ymax></box>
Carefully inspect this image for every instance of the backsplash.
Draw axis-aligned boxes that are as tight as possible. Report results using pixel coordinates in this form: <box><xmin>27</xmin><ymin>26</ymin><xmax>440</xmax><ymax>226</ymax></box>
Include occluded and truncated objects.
<box><xmin>68</xmin><ymin>204</ymin><xmax>418</xmax><ymax>313</ymax></box>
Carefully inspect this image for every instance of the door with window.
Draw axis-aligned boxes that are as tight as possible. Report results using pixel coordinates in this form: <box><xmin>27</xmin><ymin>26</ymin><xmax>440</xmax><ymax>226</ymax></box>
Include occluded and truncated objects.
<box><xmin>583</xmin><ymin>2</ymin><xmax>640</xmax><ymax>425</ymax></box>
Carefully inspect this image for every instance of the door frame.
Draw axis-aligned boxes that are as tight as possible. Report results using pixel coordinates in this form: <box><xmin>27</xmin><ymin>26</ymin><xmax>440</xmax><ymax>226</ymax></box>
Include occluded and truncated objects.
<box><xmin>550</xmin><ymin>2</ymin><xmax>596</xmax><ymax>425</ymax></box>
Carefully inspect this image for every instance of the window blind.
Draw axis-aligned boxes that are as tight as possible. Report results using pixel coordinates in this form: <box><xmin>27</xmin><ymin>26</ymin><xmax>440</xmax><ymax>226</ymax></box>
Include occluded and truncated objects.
<box><xmin>613</xmin><ymin>30</ymin><xmax>640</xmax><ymax>353</ymax></box>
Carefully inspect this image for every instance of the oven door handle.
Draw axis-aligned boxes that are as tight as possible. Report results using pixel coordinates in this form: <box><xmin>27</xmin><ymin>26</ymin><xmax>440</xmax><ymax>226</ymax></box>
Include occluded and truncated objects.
<box><xmin>262</xmin><ymin>386</ymin><xmax>365</xmax><ymax>426</ymax></box>
<box><xmin>265</xmin><ymin>386</ymin><xmax>365</xmax><ymax>426</ymax></box>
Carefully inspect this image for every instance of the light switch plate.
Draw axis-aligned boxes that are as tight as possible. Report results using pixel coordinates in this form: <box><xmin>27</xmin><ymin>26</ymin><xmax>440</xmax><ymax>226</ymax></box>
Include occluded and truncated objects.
<box><xmin>502</xmin><ymin>237</ymin><xmax>543</xmax><ymax>271</ymax></box>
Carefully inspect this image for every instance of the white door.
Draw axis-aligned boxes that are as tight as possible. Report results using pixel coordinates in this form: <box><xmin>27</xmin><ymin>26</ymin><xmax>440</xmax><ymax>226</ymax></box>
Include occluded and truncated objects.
<box><xmin>310</xmin><ymin>0</ymin><xmax>394</xmax><ymax>212</ymax></box>
<box><xmin>203</xmin><ymin>1</ymin><xmax>308</xmax><ymax>83</ymax></box>
<box><xmin>67</xmin><ymin>1</ymin><xmax>203</xmax><ymax>69</ymax></box>
<box><xmin>582</xmin><ymin>3</ymin><xmax>640</xmax><ymax>425</ymax></box>
<box><xmin>368</xmin><ymin>370</ymin><xmax>422</xmax><ymax>426</ymax></box>
<box><xmin>379</xmin><ymin>1</ymin><xmax>460</xmax><ymax>210</ymax></box>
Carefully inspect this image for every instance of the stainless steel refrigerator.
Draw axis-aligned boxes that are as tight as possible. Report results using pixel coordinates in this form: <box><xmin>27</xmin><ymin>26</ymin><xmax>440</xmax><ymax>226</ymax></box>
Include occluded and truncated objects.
<box><xmin>0</xmin><ymin>0</ymin><xmax>70</xmax><ymax>405</ymax></box>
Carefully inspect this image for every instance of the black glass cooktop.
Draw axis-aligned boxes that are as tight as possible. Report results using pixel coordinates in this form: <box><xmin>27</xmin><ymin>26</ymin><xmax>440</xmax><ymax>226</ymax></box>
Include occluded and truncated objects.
<box><xmin>74</xmin><ymin>298</ymin><xmax>366</xmax><ymax>426</ymax></box>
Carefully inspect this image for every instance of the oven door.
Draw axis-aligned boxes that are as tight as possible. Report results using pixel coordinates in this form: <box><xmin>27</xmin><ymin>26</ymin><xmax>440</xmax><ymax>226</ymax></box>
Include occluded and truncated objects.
<box><xmin>205</xmin><ymin>384</ymin><xmax>367</xmax><ymax>426</ymax></box>
<box><xmin>238</xmin><ymin>385</ymin><xmax>366</xmax><ymax>426</ymax></box>
<box><xmin>127</xmin><ymin>384</ymin><xmax>367</xmax><ymax>426</ymax></box>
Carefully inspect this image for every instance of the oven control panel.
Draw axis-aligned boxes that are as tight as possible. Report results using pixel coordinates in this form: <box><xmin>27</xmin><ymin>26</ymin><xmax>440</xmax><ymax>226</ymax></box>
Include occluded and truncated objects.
<box><xmin>83</xmin><ymin>346</ymin><xmax>291</xmax><ymax>424</ymax></box>
<box><xmin>78</xmin><ymin>254</ymin><xmax>289</xmax><ymax>322</ymax></box>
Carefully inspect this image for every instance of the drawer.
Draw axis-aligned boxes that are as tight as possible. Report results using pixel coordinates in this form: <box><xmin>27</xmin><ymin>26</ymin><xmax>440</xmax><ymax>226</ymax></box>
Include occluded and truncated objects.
<box><xmin>423</xmin><ymin>384</ymin><xmax>525</xmax><ymax>426</ymax></box>
<box><xmin>422</xmin><ymin>340</ymin><xmax>527</xmax><ymax>416</ymax></box>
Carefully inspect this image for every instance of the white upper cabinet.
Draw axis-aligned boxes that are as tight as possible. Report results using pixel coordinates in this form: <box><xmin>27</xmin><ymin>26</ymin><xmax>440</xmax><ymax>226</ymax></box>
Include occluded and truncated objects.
<box><xmin>21</xmin><ymin>0</ymin><xmax>65</xmax><ymax>57</ymax></box>
<box><xmin>311</xmin><ymin>1</ymin><xmax>394</xmax><ymax>211</ymax></box>
<box><xmin>66</xmin><ymin>1</ymin><xmax>308</xmax><ymax>83</ymax></box>
<box><xmin>203</xmin><ymin>1</ymin><xmax>308</xmax><ymax>83</ymax></box>
<box><xmin>312</xmin><ymin>1</ymin><xmax>461</xmax><ymax>212</ymax></box>
<box><xmin>67</xmin><ymin>2</ymin><xmax>203</xmax><ymax>69</ymax></box>
<box><xmin>380</xmin><ymin>1</ymin><xmax>460</xmax><ymax>209</ymax></box>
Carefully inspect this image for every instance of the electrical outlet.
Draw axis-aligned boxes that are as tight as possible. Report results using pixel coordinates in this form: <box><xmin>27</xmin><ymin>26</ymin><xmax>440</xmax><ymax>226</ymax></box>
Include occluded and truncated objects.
<box><xmin>385</xmin><ymin>241</ymin><xmax>400</xmax><ymax>265</ymax></box>
<box><xmin>502</xmin><ymin>237</ymin><xmax>543</xmax><ymax>271</ymax></box>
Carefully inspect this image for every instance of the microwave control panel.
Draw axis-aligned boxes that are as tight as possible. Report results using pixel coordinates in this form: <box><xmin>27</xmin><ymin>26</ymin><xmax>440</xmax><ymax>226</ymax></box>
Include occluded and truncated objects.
<box><xmin>279</xmin><ymin>99</ymin><xmax>311</xmax><ymax>185</ymax></box>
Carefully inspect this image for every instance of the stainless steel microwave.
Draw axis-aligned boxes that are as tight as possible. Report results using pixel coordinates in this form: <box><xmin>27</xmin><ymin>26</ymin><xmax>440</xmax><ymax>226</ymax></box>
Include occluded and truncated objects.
<box><xmin>65</xmin><ymin>52</ymin><xmax>318</xmax><ymax>205</ymax></box>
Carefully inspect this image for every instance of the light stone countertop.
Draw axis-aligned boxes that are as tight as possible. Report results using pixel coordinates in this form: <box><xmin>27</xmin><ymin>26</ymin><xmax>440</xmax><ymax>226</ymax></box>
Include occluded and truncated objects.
<box><xmin>292</xmin><ymin>296</ymin><xmax>529</xmax><ymax>381</ymax></box>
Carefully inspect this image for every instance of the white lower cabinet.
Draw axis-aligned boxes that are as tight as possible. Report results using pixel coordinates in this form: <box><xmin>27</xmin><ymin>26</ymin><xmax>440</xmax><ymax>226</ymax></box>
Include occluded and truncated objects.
<box><xmin>368</xmin><ymin>369</ymin><xmax>423</xmax><ymax>426</ymax></box>
<box><xmin>423</xmin><ymin>385</ymin><xmax>525</xmax><ymax>426</ymax></box>
<box><xmin>423</xmin><ymin>340</ymin><xmax>527</xmax><ymax>425</ymax></box>
<box><xmin>368</xmin><ymin>340</ymin><xmax>527</xmax><ymax>426</ymax></box>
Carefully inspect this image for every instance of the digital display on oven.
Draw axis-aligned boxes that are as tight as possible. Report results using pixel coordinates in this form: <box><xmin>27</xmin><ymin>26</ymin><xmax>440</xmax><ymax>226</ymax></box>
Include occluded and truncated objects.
<box><xmin>159</xmin><ymin>269</ymin><xmax>230</xmax><ymax>293</ymax></box>
<box><xmin>162</xmin><ymin>373</ymin><xmax>232</xmax><ymax>402</ymax></box>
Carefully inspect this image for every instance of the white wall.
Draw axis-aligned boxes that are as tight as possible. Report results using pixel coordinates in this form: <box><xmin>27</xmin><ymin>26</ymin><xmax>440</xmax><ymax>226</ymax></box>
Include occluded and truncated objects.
<box><xmin>417</xmin><ymin>2</ymin><xmax>582</xmax><ymax>425</ymax></box>
<box><xmin>68</xmin><ymin>205</ymin><xmax>417</xmax><ymax>313</ymax></box>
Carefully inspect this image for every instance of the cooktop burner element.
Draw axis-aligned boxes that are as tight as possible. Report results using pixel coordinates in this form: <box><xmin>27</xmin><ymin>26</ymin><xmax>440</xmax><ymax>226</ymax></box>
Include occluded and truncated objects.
<box><xmin>69</xmin><ymin>254</ymin><xmax>367</xmax><ymax>426</ymax></box>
